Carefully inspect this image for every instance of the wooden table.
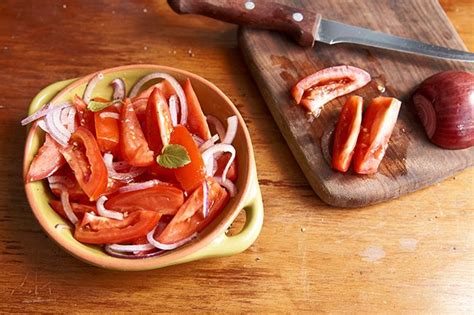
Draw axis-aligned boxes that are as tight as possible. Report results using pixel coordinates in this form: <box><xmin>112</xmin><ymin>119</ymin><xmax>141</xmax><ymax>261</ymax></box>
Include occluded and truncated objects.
<box><xmin>0</xmin><ymin>0</ymin><xmax>472</xmax><ymax>312</ymax></box>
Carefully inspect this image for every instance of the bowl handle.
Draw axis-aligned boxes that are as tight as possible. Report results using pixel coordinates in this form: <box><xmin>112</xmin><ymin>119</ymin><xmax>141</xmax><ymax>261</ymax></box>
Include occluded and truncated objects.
<box><xmin>182</xmin><ymin>178</ymin><xmax>264</xmax><ymax>261</ymax></box>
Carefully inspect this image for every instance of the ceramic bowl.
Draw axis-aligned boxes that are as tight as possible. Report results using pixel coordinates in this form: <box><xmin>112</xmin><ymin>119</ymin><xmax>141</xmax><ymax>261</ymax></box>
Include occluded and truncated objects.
<box><xmin>23</xmin><ymin>64</ymin><xmax>263</xmax><ymax>271</ymax></box>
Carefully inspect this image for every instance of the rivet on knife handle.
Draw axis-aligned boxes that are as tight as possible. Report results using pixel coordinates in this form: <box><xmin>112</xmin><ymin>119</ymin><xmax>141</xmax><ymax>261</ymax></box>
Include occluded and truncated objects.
<box><xmin>167</xmin><ymin>0</ymin><xmax>321</xmax><ymax>47</ymax></box>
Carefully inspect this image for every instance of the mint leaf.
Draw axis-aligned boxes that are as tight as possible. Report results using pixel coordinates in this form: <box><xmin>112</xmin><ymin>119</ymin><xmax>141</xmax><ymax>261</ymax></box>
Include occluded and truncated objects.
<box><xmin>157</xmin><ymin>144</ymin><xmax>191</xmax><ymax>169</ymax></box>
<box><xmin>87</xmin><ymin>99</ymin><xmax>120</xmax><ymax>112</ymax></box>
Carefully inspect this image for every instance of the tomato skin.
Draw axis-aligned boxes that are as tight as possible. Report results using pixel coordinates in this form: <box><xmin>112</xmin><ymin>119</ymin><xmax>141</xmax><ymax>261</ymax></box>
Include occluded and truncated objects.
<box><xmin>75</xmin><ymin>210</ymin><xmax>161</xmax><ymax>244</ymax></box>
<box><xmin>120</xmin><ymin>99</ymin><xmax>155</xmax><ymax>167</ymax></box>
<box><xmin>157</xmin><ymin>178</ymin><xmax>228</xmax><ymax>244</ymax></box>
<box><xmin>169</xmin><ymin>125</ymin><xmax>206</xmax><ymax>193</ymax></box>
<box><xmin>26</xmin><ymin>134</ymin><xmax>65</xmax><ymax>182</ymax></box>
<box><xmin>61</xmin><ymin>127</ymin><xmax>108</xmax><ymax>201</ymax></box>
<box><xmin>137</xmin><ymin>80</ymin><xmax>176</xmax><ymax>100</ymax></box>
<box><xmin>184</xmin><ymin>79</ymin><xmax>211</xmax><ymax>140</ymax></box>
<box><xmin>145</xmin><ymin>88</ymin><xmax>173</xmax><ymax>152</ymax></box>
<box><xmin>353</xmin><ymin>97</ymin><xmax>401</xmax><ymax>174</ymax></box>
<box><xmin>215</xmin><ymin>153</ymin><xmax>238</xmax><ymax>182</ymax></box>
<box><xmin>105</xmin><ymin>185</ymin><xmax>184</xmax><ymax>215</ymax></box>
<box><xmin>94</xmin><ymin>107</ymin><xmax>120</xmax><ymax>155</ymax></box>
<box><xmin>291</xmin><ymin>66</ymin><xmax>371</xmax><ymax>115</ymax></box>
<box><xmin>73</xmin><ymin>95</ymin><xmax>95</xmax><ymax>133</ymax></box>
<box><xmin>332</xmin><ymin>95</ymin><xmax>363</xmax><ymax>172</ymax></box>
<box><xmin>49</xmin><ymin>199</ymin><xmax>97</xmax><ymax>220</ymax></box>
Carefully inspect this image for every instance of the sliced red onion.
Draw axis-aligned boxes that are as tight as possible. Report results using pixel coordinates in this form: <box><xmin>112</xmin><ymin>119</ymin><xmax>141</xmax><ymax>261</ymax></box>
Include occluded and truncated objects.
<box><xmin>53</xmin><ymin>107</ymin><xmax>71</xmax><ymax>139</ymax></box>
<box><xmin>202</xmin><ymin>143</ymin><xmax>236</xmax><ymax>180</ymax></box>
<box><xmin>168</xmin><ymin>95</ymin><xmax>178</xmax><ymax>126</ymax></box>
<box><xmin>44</xmin><ymin>109</ymin><xmax>69</xmax><ymax>146</ymax></box>
<box><xmin>83</xmin><ymin>72</ymin><xmax>104</xmax><ymax>104</ymax></box>
<box><xmin>99</xmin><ymin>112</ymin><xmax>120</xmax><ymax>120</ymax></box>
<box><xmin>129</xmin><ymin>72</ymin><xmax>188</xmax><ymax>124</ymax></box>
<box><xmin>110</xmin><ymin>78</ymin><xmax>126</xmax><ymax>101</ymax></box>
<box><xmin>117</xmin><ymin>179</ymin><xmax>162</xmax><ymax>194</ymax></box>
<box><xmin>60</xmin><ymin>106</ymin><xmax>69</xmax><ymax>124</ymax></box>
<box><xmin>147</xmin><ymin>227</ymin><xmax>197</xmax><ymax>251</ymax></box>
<box><xmin>104</xmin><ymin>246</ymin><xmax>164</xmax><ymax>259</ymax></box>
<box><xmin>106</xmin><ymin>243</ymin><xmax>155</xmax><ymax>253</ymax></box>
<box><xmin>214</xmin><ymin>176</ymin><xmax>237</xmax><ymax>197</ymax></box>
<box><xmin>66</xmin><ymin>107</ymin><xmax>77</xmax><ymax>132</ymax></box>
<box><xmin>222</xmin><ymin>115</ymin><xmax>238</xmax><ymax>144</ymax></box>
<box><xmin>192</xmin><ymin>135</ymin><xmax>204</xmax><ymax>147</ymax></box>
<box><xmin>206</xmin><ymin>115</ymin><xmax>226</xmax><ymax>140</ymax></box>
<box><xmin>21</xmin><ymin>101</ymin><xmax>71</xmax><ymax>126</ymax></box>
<box><xmin>37</xmin><ymin>119</ymin><xmax>49</xmax><ymax>132</ymax></box>
<box><xmin>202</xmin><ymin>180</ymin><xmax>209</xmax><ymax>218</ymax></box>
<box><xmin>97</xmin><ymin>195</ymin><xmax>124</xmax><ymax>220</ymax></box>
<box><xmin>50</xmin><ymin>183</ymin><xmax>78</xmax><ymax>224</ymax></box>
<box><xmin>199</xmin><ymin>134</ymin><xmax>219</xmax><ymax>153</ymax></box>
<box><xmin>103</xmin><ymin>153</ymin><xmax>145</xmax><ymax>182</ymax></box>
<box><xmin>48</xmin><ymin>175</ymin><xmax>74</xmax><ymax>188</ymax></box>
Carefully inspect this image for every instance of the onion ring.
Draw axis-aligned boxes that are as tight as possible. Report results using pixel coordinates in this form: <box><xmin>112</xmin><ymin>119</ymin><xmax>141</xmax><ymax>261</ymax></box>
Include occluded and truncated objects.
<box><xmin>96</xmin><ymin>195</ymin><xmax>124</xmax><ymax>220</ymax></box>
<box><xmin>110</xmin><ymin>78</ymin><xmax>126</xmax><ymax>101</ymax></box>
<box><xmin>83</xmin><ymin>72</ymin><xmax>104</xmax><ymax>104</ymax></box>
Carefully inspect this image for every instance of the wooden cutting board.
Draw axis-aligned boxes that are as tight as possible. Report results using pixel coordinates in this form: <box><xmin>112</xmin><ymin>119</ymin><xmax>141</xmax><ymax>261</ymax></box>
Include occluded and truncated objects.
<box><xmin>239</xmin><ymin>0</ymin><xmax>474</xmax><ymax>207</ymax></box>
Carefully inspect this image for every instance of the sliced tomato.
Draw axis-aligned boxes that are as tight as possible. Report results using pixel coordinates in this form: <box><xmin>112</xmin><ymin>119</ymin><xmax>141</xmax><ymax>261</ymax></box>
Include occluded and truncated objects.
<box><xmin>157</xmin><ymin>178</ymin><xmax>228</xmax><ymax>244</ymax></box>
<box><xmin>184</xmin><ymin>78</ymin><xmax>211</xmax><ymax>140</ymax></box>
<box><xmin>73</xmin><ymin>95</ymin><xmax>95</xmax><ymax>133</ymax></box>
<box><xmin>215</xmin><ymin>153</ymin><xmax>238</xmax><ymax>182</ymax></box>
<box><xmin>169</xmin><ymin>125</ymin><xmax>206</xmax><ymax>193</ymax></box>
<box><xmin>94</xmin><ymin>106</ymin><xmax>120</xmax><ymax>155</ymax></box>
<box><xmin>26</xmin><ymin>134</ymin><xmax>65</xmax><ymax>182</ymax></box>
<box><xmin>105</xmin><ymin>184</ymin><xmax>184</xmax><ymax>215</ymax></box>
<box><xmin>145</xmin><ymin>88</ymin><xmax>173</xmax><ymax>152</ymax></box>
<box><xmin>60</xmin><ymin>127</ymin><xmax>108</xmax><ymax>201</ymax></box>
<box><xmin>332</xmin><ymin>95</ymin><xmax>363</xmax><ymax>172</ymax></box>
<box><xmin>137</xmin><ymin>80</ymin><xmax>176</xmax><ymax>100</ymax></box>
<box><xmin>75</xmin><ymin>210</ymin><xmax>161</xmax><ymax>244</ymax></box>
<box><xmin>291</xmin><ymin>65</ymin><xmax>371</xmax><ymax>115</ymax></box>
<box><xmin>353</xmin><ymin>97</ymin><xmax>401</xmax><ymax>174</ymax></box>
<box><xmin>49</xmin><ymin>199</ymin><xmax>97</xmax><ymax>220</ymax></box>
<box><xmin>50</xmin><ymin>166</ymin><xmax>90</xmax><ymax>203</ymax></box>
<box><xmin>120</xmin><ymin>99</ymin><xmax>154</xmax><ymax>167</ymax></box>
<box><xmin>148</xmin><ymin>163</ymin><xmax>177</xmax><ymax>182</ymax></box>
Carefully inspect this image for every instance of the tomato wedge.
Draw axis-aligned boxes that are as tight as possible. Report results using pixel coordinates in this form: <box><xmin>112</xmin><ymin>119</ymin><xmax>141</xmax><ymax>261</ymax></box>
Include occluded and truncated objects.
<box><xmin>49</xmin><ymin>199</ymin><xmax>97</xmax><ymax>220</ymax></box>
<box><xmin>215</xmin><ymin>153</ymin><xmax>238</xmax><ymax>182</ymax></box>
<box><xmin>75</xmin><ymin>210</ymin><xmax>161</xmax><ymax>244</ymax></box>
<box><xmin>50</xmin><ymin>166</ymin><xmax>90</xmax><ymax>203</ymax></box>
<box><xmin>353</xmin><ymin>97</ymin><xmax>401</xmax><ymax>174</ymax></box>
<box><xmin>169</xmin><ymin>125</ymin><xmax>206</xmax><ymax>193</ymax></box>
<box><xmin>145</xmin><ymin>88</ymin><xmax>173</xmax><ymax>152</ymax></box>
<box><xmin>73</xmin><ymin>95</ymin><xmax>95</xmax><ymax>133</ymax></box>
<box><xmin>184</xmin><ymin>79</ymin><xmax>211</xmax><ymax>140</ymax></box>
<box><xmin>60</xmin><ymin>127</ymin><xmax>108</xmax><ymax>201</ymax></box>
<box><xmin>137</xmin><ymin>80</ymin><xmax>176</xmax><ymax>100</ymax></box>
<box><xmin>106</xmin><ymin>185</ymin><xmax>184</xmax><ymax>215</ymax></box>
<box><xmin>94</xmin><ymin>106</ymin><xmax>120</xmax><ymax>155</ymax></box>
<box><xmin>120</xmin><ymin>99</ymin><xmax>154</xmax><ymax>167</ymax></box>
<box><xmin>26</xmin><ymin>134</ymin><xmax>65</xmax><ymax>182</ymax></box>
<box><xmin>157</xmin><ymin>178</ymin><xmax>228</xmax><ymax>244</ymax></box>
<box><xmin>291</xmin><ymin>65</ymin><xmax>371</xmax><ymax>115</ymax></box>
<box><xmin>332</xmin><ymin>95</ymin><xmax>363</xmax><ymax>172</ymax></box>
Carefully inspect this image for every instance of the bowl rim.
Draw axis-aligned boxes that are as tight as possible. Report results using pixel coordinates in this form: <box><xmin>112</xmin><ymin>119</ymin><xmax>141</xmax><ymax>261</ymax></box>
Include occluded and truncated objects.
<box><xmin>23</xmin><ymin>64</ymin><xmax>256</xmax><ymax>270</ymax></box>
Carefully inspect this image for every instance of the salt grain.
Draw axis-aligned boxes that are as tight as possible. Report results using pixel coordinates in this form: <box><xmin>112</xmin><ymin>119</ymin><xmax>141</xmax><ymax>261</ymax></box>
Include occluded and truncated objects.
<box><xmin>143</xmin><ymin>8</ymin><xmax>148</xmax><ymax>13</ymax></box>
<box><xmin>62</xmin><ymin>4</ymin><xmax>67</xmax><ymax>9</ymax></box>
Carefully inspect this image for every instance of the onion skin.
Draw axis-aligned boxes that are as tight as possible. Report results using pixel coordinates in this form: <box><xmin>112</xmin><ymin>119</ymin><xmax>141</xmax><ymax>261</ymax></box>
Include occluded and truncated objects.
<box><xmin>412</xmin><ymin>71</ymin><xmax>474</xmax><ymax>149</ymax></box>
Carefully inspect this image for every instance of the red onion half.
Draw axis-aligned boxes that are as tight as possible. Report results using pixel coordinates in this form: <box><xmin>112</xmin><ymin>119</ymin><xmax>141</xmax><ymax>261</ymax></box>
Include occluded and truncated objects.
<box><xmin>412</xmin><ymin>71</ymin><xmax>474</xmax><ymax>149</ymax></box>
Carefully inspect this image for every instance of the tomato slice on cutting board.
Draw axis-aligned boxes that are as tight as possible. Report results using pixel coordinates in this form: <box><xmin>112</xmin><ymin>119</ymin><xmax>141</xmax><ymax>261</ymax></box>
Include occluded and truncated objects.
<box><xmin>332</xmin><ymin>95</ymin><xmax>363</xmax><ymax>172</ymax></box>
<box><xmin>75</xmin><ymin>210</ymin><xmax>161</xmax><ymax>244</ymax></box>
<box><xmin>94</xmin><ymin>106</ymin><xmax>120</xmax><ymax>155</ymax></box>
<box><xmin>60</xmin><ymin>127</ymin><xmax>108</xmax><ymax>201</ymax></box>
<box><xmin>169</xmin><ymin>125</ymin><xmax>206</xmax><ymax>193</ymax></box>
<box><xmin>184</xmin><ymin>78</ymin><xmax>211</xmax><ymax>141</ymax></box>
<box><xmin>145</xmin><ymin>87</ymin><xmax>173</xmax><ymax>152</ymax></box>
<box><xmin>120</xmin><ymin>98</ymin><xmax>155</xmax><ymax>167</ymax></box>
<box><xmin>105</xmin><ymin>184</ymin><xmax>184</xmax><ymax>215</ymax></box>
<box><xmin>291</xmin><ymin>65</ymin><xmax>371</xmax><ymax>116</ymax></box>
<box><xmin>353</xmin><ymin>97</ymin><xmax>401</xmax><ymax>174</ymax></box>
<box><xmin>26</xmin><ymin>133</ymin><xmax>65</xmax><ymax>182</ymax></box>
<box><xmin>157</xmin><ymin>178</ymin><xmax>228</xmax><ymax>244</ymax></box>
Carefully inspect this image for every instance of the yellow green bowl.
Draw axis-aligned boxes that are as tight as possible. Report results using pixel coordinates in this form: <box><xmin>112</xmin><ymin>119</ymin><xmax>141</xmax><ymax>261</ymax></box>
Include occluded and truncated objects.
<box><xmin>23</xmin><ymin>64</ymin><xmax>264</xmax><ymax>271</ymax></box>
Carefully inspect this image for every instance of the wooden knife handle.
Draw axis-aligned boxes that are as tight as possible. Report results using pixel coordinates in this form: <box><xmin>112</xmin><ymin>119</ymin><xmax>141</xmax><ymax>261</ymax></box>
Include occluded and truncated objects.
<box><xmin>167</xmin><ymin>0</ymin><xmax>321</xmax><ymax>47</ymax></box>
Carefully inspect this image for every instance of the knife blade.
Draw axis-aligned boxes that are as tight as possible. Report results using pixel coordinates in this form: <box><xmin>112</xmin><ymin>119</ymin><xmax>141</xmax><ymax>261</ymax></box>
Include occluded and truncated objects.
<box><xmin>167</xmin><ymin>0</ymin><xmax>474</xmax><ymax>63</ymax></box>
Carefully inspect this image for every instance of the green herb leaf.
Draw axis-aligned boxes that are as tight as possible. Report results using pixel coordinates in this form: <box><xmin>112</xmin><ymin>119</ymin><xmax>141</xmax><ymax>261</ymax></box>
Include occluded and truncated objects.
<box><xmin>87</xmin><ymin>99</ymin><xmax>120</xmax><ymax>112</ymax></box>
<box><xmin>156</xmin><ymin>144</ymin><xmax>191</xmax><ymax>169</ymax></box>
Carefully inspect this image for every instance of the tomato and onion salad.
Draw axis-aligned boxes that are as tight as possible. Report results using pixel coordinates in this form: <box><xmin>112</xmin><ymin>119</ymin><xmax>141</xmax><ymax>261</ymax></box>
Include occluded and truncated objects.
<box><xmin>23</xmin><ymin>72</ymin><xmax>239</xmax><ymax>258</ymax></box>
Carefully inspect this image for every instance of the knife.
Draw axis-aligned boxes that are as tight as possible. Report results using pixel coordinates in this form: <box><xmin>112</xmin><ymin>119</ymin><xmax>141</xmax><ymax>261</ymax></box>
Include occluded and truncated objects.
<box><xmin>167</xmin><ymin>0</ymin><xmax>474</xmax><ymax>63</ymax></box>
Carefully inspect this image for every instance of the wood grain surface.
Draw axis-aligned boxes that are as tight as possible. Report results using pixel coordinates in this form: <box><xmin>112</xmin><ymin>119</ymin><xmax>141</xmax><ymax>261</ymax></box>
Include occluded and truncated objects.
<box><xmin>239</xmin><ymin>0</ymin><xmax>474</xmax><ymax>207</ymax></box>
<box><xmin>0</xmin><ymin>0</ymin><xmax>472</xmax><ymax>313</ymax></box>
